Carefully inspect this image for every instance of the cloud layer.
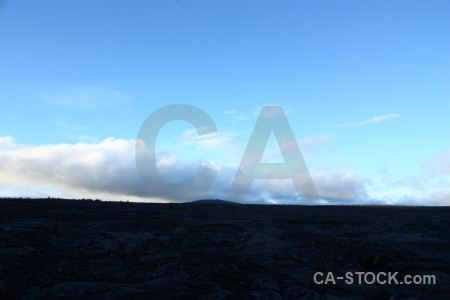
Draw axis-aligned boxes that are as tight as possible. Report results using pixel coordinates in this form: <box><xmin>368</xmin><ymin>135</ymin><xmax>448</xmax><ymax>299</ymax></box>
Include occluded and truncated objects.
<box><xmin>1</xmin><ymin>136</ymin><xmax>448</xmax><ymax>205</ymax></box>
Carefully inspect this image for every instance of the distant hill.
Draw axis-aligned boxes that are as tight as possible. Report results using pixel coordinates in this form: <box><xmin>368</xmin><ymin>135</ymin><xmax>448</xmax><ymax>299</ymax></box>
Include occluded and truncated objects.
<box><xmin>187</xmin><ymin>199</ymin><xmax>241</xmax><ymax>205</ymax></box>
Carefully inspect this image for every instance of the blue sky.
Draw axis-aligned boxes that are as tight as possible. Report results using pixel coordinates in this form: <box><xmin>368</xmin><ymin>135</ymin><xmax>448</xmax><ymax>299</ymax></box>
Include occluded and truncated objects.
<box><xmin>1</xmin><ymin>0</ymin><xmax>449</xmax><ymax>204</ymax></box>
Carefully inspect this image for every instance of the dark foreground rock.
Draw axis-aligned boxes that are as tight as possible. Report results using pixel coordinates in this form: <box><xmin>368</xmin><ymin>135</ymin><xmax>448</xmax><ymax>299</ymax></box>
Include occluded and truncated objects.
<box><xmin>0</xmin><ymin>198</ymin><xmax>449</xmax><ymax>299</ymax></box>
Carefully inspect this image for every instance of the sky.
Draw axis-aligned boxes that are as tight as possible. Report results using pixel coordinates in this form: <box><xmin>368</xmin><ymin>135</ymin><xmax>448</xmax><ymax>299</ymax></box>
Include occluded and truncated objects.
<box><xmin>1</xmin><ymin>0</ymin><xmax>449</xmax><ymax>205</ymax></box>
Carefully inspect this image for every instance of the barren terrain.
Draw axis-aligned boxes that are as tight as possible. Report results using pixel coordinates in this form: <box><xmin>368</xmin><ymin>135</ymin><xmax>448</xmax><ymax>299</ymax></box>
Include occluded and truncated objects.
<box><xmin>1</xmin><ymin>198</ymin><xmax>449</xmax><ymax>299</ymax></box>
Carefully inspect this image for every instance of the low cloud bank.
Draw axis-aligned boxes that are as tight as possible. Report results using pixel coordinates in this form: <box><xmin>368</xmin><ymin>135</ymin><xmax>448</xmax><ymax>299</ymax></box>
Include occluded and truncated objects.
<box><xmin>0</xmin><ymin>136</ymin><xmax>448</xmax><ymax>205</ymax></box>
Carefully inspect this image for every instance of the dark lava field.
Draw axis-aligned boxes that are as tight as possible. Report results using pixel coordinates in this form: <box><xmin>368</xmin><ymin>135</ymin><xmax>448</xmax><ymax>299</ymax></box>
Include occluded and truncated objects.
<box><xmin>1</xmin><ymin>198</ymin><xmax>449</xmax><ymax>299</ymax></box>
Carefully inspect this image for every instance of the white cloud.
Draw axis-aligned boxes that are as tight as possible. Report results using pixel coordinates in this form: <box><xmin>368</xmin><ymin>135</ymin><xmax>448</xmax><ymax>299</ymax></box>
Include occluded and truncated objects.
<box><xmin>0</xmin><ymin>136</ymin><xmax>17</xmax><ymax>150</ymax></box>
<box><xmin>0</xmin><ymin>137</ymin><xmax>222</xmax><ymax>202</ymax></box>
<box><xmin>357</xmin><ymin>114</ymin><xmax>401</xmax><ymax>125</ymax></box>
<box><xmin>331</xmin><ymin>113</ymin><xmax>401</xmax><ymax>127</ymax></box>
<box><xmin>1</xmin><ymin>136</ymin><xmax>448</xmax><ymax>205</ymax></box>
<box><xmin>0</xmin><ymin>137</ymin><xmax>141</xmax><ymax>197</ymax></box>
<box><xmin>0</xmin><ymin>136</ymin><xmax>365</xmax><ymax>204</ymax></box>
<box><xmin>312</xmin><ymin>171</ymin><xmax>369</xmax><ymax>202</ymax></box>
<box><xmin>366</xmin><ymin>149</ymin><xmax>450</xmax><ymax>206</ymax></box>
<box><xmin>393</xmin><ymin>190</ymin><xmax>450</xmax><ymax>206</ymax></box>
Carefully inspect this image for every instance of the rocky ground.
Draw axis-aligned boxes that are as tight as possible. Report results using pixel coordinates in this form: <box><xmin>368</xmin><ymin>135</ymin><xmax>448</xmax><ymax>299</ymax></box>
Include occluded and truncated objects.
<box><xmin>0</xmin><ymin>198</ymin><xmax>449</xmax><ymax>299</ymax></box>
